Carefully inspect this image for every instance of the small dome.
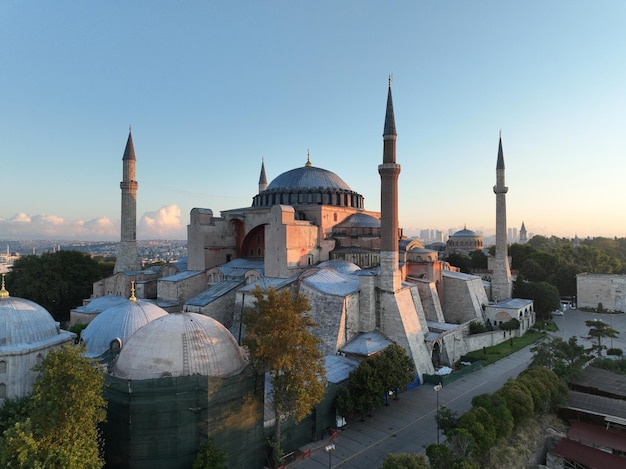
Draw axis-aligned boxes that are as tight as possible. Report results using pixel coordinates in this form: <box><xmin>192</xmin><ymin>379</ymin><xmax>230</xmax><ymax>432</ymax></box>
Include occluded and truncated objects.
<box><xmin>266</xmin><ymin>165</ymin><xmax>352</xmax><ymax>192</ymax></box>
<box><xmin>452</xmin><ymin>228</ymin><xmax>478</xmax><ymax>237</ymax></box>
<box><xmin>113</xmin><ymin>313</ymin><xmax>247</xmax><ymax>380</ymax></box>
<box><xmin>0</xmin><ymin>296</ymin><xmax>59</xmax><ymax>347</ymax></box>
<box><xmin>318</xmin><ymin>259</ymin><xmax>361</xmax><ymax>274</ymax></box>
<box><xmin>81</xmin><ymin>300</ymin><xmax>168</xmax><ymax>358</ymax></box>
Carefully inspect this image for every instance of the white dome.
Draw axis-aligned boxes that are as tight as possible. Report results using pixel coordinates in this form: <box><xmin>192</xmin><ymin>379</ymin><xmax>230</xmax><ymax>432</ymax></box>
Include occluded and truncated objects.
<box><xmin>0</xmin><ymin>296</ymin><xmax>60</xmax><ymax>348</ymax></box>
<box><xmin>81</xmin><ymin>299</ymin><xmax>168</xmax><ymax>358</ymax></box>
<box><xmin>113</xmin><ymin>313</ymin><xmax>247</xmax><ymax>380</ymax></box>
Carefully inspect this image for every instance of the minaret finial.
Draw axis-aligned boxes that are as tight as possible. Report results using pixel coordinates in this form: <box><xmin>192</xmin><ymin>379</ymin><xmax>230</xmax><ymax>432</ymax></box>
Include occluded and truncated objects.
<box><xmin>0</xmin><ymin>274</ymin><xmax>8</xmax><ymax>298</ymax></box>
<box><xmin>129</xmin><ymin>281</ymin><xmax>137</xmax><ymax>302</ymax></box>
<box><xmin>499</xmin><ymin>129</ymin><xmax>502</xmax><ymax>139</ymax></box>
<box><xmin>388</xmin><ymin>74</ymin><xmax>392</xmax><ymax>88</ymax></box>
<box><xmin>305</xmin><ymin>149</ymin><xmax>312</xmax><ymax>167</ymax></box>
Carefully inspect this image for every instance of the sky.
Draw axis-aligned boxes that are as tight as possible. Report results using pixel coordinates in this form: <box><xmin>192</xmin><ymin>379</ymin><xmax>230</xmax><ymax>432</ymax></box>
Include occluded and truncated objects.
<box><xmin>1</xmin><ymin>1</ymin><xmax>625</xmax><ymax>241</ymax></box>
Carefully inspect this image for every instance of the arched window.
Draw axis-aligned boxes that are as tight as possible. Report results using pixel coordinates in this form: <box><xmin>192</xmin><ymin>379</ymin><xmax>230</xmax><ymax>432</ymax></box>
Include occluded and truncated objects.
<box><xmin>0</xmin><ymin>361</ymin><xmax>6</xmax><ymax>373</ymax></box>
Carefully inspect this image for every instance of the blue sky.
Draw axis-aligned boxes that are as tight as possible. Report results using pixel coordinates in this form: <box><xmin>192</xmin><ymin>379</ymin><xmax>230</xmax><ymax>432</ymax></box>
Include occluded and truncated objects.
<box><xmin>1</xmin><ymin>1</ymin><xmax>624</xmax><ymax>241</ymax></box>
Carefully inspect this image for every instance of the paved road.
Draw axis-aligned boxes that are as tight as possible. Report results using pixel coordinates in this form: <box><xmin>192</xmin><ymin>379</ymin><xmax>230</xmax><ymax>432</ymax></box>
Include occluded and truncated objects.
<box><xmin>290</xmin><ymin>308</ymin><xmax>625</xmax><ymax>469</ymax></box>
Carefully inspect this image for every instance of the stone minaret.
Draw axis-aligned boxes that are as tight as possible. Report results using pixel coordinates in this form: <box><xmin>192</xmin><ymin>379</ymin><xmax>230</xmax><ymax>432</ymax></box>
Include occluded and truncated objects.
<box><xmin>491</xmin><ymin>133</ymin><xmax>512</xmax><ymax>301</ymax></box>
<box><xmin>373</xmin><ymin>81</ymin><xmax>434</xmax><ymax>379</ymax></box>
<box><xmin>258</xmin><ymin>158</ymin><xmax>267</xmax><ymax>193</ymax></box>
<box><xmin>114</xmin><ymin>130</ymin><xmax>140</xmax><ymax>273</ymax></box>
<box><xmin>378</xmin><ymin>80</ymin><xmax>402</xmax><ymax>291</ymax></box>
<box><xmin>519</xmin><ymin>221</ymin><xmax>527</xmax><ymax>244</ymax></box>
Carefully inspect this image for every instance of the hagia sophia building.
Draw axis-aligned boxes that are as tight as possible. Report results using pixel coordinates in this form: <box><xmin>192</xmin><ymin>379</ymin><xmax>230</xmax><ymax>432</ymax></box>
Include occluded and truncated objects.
<box><xmin>1</xmin><ymin>82</ymin><xmax>535</xmax><ymax>467</ymax></box>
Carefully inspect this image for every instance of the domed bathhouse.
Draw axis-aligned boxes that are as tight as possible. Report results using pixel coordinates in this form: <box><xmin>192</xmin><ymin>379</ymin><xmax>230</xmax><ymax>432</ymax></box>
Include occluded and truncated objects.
<box><xmin>80</xmin><ymin>294</ymin><xmax>169</xmax><ymax>359</ymax></box>
<box><xmin>0</xmin><ymin>279</ymin><xmax>74</xmax><ymax>405</ymax></box>
<box><xmin>102</xmin><ymin>313</ymin><xmax>264</xmax><ymax>469</ymax></box>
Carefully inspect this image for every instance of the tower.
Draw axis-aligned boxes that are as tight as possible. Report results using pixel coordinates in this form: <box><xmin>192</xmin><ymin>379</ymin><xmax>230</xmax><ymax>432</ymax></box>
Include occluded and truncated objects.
<box><xmin>374</xmin><ymin>80</ymin><xmax>434</xmax><ymax>379</ymax></box>
<box><xmin>519</xmin><ymin>221</ymin><xmax>527</xmax><ymax>244</ymax></box>
<box><xmin>378</xmin><ymin>79</ymin><xmax>402</xmax><ymax>291</ymax></box>
<box><xmin>114</xmin><ymin>130</ymin><xmax>140</xmax><ymax>273</ymax></box>
<box><xmin>491</xmin><ymin>133</ymin><xmax>512</xmax><ymax>301</ymax></box>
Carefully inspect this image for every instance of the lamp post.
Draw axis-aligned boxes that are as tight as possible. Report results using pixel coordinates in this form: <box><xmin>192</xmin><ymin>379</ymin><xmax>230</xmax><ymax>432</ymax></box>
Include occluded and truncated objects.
<box><xmin>434</xmin><ymin>383</ymin><xmax>443</xmax><ymax>444</ymax></box>
<box><xmin>325</xmin><ymin>443</ymin><xmax>335</xmax><ymax>469</ymax></box>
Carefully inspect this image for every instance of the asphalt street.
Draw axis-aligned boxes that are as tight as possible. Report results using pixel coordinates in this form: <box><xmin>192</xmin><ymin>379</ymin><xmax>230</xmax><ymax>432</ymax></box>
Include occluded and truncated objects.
<box><xmin>289</xmin><ymin>308</ymin><xmax>625</xmax><ymax>469</ymax></box>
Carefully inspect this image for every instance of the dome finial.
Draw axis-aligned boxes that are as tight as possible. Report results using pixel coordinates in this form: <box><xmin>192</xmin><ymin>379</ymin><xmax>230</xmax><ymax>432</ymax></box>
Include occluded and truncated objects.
<box><xmin>305</xmin><ymin>149</ymin><xmax>312</xmax><ymax>167</ymax></box>
<box><xmin>0</xmin><ymin>274</ymin><xmax>9</xmax><ymax>298</ymax></box>
<box><xmin>129</xmin><ymin>281</ymin><xmax>137</xmax><ymax>302</ymax></box>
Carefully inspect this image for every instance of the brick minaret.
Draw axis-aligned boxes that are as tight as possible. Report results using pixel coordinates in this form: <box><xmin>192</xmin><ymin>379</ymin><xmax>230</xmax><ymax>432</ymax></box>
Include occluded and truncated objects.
<box><xmin>378</xmin><ymin>80</ymin><xmax>402</xmax><ymax>291</ymax></box>
<box><xmin>114</xmin><ymin>130</ymin><xmax>140</xmax><ymax>273</ymax></box>
<box><xmin>491</xmin><ymin>133</ymin><xmax>512</xmax><ymax>301</ymax></box>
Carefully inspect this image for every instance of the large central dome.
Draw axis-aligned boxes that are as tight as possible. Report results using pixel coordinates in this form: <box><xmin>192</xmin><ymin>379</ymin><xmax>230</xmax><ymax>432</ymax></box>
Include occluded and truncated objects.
<box><xmin>252</xmin><ymin>157</ymin><xmax>364</xmax><ymax>209</ymax></box>
<box><xmin>266</xmin><ymin>165</ymin><xmax>352</xmax><ymax>192</ymax></box>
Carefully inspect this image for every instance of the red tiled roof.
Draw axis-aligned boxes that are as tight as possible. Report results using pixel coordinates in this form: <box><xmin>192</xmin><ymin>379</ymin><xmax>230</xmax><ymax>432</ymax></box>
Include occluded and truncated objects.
<box><xmin>553</xmin><ymin>438</ymin><xmax>626</xmax><ymax>469</ymax></box>
<box><xmin>568</xmin><ymin>421</ymin><xmax>626</xmax><ymax>453</ymax></box>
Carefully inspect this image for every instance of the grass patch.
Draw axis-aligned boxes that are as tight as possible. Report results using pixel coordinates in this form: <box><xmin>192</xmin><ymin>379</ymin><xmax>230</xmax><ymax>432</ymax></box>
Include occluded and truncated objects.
<box><xmin>465</xmin><ymin>331</ymin><xmax>546</xmax><ymax>366</ymax></box>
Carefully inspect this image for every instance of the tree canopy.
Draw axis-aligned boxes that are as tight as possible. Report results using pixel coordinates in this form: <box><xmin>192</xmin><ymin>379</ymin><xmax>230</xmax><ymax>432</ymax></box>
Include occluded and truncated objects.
<box><xmin>242</xmin><ymin>286</ymin><xmax>326</xmax><ymax>467</ymax></box>
<box><xmin>0</xmin><ymin>344</ymin><xmax>107</xmax><ymax>468</ymax></box>
<box><xmin>5</xmin><ymin>250</ymin><xmax>113</xmax><ymax>321</ymax></box>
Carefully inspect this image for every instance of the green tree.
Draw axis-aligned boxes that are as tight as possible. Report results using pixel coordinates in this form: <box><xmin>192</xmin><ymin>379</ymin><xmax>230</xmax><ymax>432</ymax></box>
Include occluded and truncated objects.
<box><xmin>495</xmin><ymin>380</ymin><xmax>534</xmax><ymax>425</ymax></box>
<box><xmin>469</xmin><ymin>250</ymin><xmax>487</xmax><ymax>271</ymax></box>
<box><xmin>434</xmin><ymin>404</ymin><xmax>459</xmax><ymax>436</ymax></box>
<box><xmin>6</xmin><ymin>250</ymin><xmax>113</xmax><ymax>321</ymax></box>
<box><xmin>373</xmin><ymin>344</ymin><xmax>415</xmax><ymax>400</ymax></box>
<box><xmin>513</xmin><ymin>279</ymin><xmax>559</xmax><ymax>319</ymax></box>
<box><xmin>349</xmin><ymin>359</ymin><xmax>384</xmax><ymax>420</ymax></box>
<box><xmin>242</xmin><ymin>286</ymin><xmax>326</xmax><ymax>468</ymax></box>
<box><xmin>193</xmin><ymin>439</ymin><xmax>228</xmax><ymax>469</ymax></box>
<box><xmin>586</xmin><ymin>319</ymin><xmax>620</xmax><ymax>356</ymax></box>
<box><xmin>0</xmin><ymin>344</ymin><xmax>106</xmax><ymax>468</ymax></box>
<box><xmin>457</xmin><ymin>407</ymin><xmax>497</xmax><ymax>458</ymax></box>
<box><xmin>380</xmin><ymin>452</ymin><xmax>430</xmax><ymax>469</ymax></box>
<box><xmin>531</xmin><ymin>336</ymin><xmax>592</xmax><ymax>382</ymax></box>
<box><xmin>0</xmin><ymin>396</ymin><xmax>31</xmax><ymax>435</ymax></box>
<box><xmin>470</xmin><ymin>393</ymin><xmax>513</xmax><ymax>439</ymax></box>
<box><xmin>425</xmin><ymin>444</ymin><xmax>454</xmax><ymax>469</ymax></box>
<box><xmin>445</xmin><ymin>253</ymin><xmax>471</xmax><ymax>274</ymax></box>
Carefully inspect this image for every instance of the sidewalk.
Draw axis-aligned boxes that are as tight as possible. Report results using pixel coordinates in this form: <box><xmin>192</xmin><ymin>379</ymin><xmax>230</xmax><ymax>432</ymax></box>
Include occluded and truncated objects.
<box><xmin>289</xmin><ymin>346</ymin><xmax>534</xmax><ymax>468</ymax></box>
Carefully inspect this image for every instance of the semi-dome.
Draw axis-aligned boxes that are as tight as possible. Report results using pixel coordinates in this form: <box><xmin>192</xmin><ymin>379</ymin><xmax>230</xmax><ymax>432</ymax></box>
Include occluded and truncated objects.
<box><xmin>0</xmin><ymin>296</ymin><xmax>60</xmax><ymax>348</ymax></box>
<box><xmin>252</xmin><ymin>158</ymin><xmax>364</xmax><ymax>209</ymax></box>
<box><xmin>81</xmin><ymin>299</ymin><xmax>168</xmax><ymax>358</ymax></box>
<box><xmin>112</xmin><ymin>313</ymin><xmax>247</xmax><ymax>380</ymax></box>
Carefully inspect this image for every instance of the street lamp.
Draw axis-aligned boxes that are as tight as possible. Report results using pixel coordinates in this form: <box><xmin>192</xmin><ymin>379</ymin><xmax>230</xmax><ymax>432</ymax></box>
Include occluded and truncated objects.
<box><xmin>325</xmin><ymin>443</ymin><xmax>335</xmax><ymax>469</ymax></box>
<box><xmin>434</xmin><ymin>383</ymin><xmax>443</xmax><ymax>444</ymax></box>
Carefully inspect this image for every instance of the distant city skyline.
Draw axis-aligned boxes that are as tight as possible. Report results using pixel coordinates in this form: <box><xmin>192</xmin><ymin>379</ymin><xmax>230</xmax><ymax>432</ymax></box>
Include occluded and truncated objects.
<box><xmin>1</xmin><ymin>2</ymin><xmax>625</xmax><ymax>241</ymax></box>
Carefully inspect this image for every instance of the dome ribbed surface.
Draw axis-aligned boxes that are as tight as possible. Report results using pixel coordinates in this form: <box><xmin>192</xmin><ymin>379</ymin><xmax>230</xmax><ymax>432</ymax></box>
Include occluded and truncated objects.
<box><xmin>74</xmin><ymin>295</ymin><xmax>128</xmax><ymax>314</ymax></box>
<box><xmin>452</xmin><ymin>228</ymin><xmax>478</xmax><ymax>237</ymax></box>
<box><xmin>113</xmin><ymin>313</ymin><xmax>247</xmax><ymax>379</ymax></box>
<box><xmin>266</xmin><ymin>166</ymin><xmax>352</xmax><ymax>192</ymax></box>
<box><xmin>0</xmin><ymin>297</ymin><xmax>59</xmax><ymax>347</ymax></box>
<box><xmin>81</xmin><ymin>300</ymin><xmax>168</xmax><ymax>358</ymax></box>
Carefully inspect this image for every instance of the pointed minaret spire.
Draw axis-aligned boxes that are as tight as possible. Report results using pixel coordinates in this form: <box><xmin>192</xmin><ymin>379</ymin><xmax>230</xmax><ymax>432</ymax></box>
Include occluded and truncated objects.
<box><xmin>258</xmin><ymin>158</ymin><xmax>268</xmax><ymax>193</ymax></box>
<box><xmin>379</xmin><ymin>79</ymin><xmax>402</xmax><ymax>291</ymax></box>
<box><xmin>492</xmin><ymin>132</ymin><xmax>512</xmax><ymax>301</ymax></box>
<box><xmin>114</xmin><ymin>129</ymin><xmax>140</xmax><ymax>274</ymax></box>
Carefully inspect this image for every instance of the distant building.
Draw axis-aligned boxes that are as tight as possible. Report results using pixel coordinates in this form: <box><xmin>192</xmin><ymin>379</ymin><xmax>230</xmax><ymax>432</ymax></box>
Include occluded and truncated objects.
<box><xmin>445</xmin><ymin>226</ymin><xmax>483</xmax><ymax>255</ymax></box>
<box><xmin>577</xmin><ymin>273</ymin><xmax>626</xmax><ymax>312</ymax></box>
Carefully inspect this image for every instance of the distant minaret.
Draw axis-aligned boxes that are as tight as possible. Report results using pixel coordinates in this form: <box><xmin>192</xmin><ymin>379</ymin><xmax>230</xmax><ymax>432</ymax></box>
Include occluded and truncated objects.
<box><xmin>491</xmin><ymin>133</ymin><xmax>512</xmax><ymax>301</ymax></box>
<box><xmin>378</xmin><ymin>78</ymin><xmax>402</xmax><ymax>291</ymax></box>
<box><xmin>519</xmin><ymin>221</ymin><xmax>527</xmax><ymax>244</ymax></box>
<box><xmin>258</xmin><ymin>158</ymin><xmax>268</xmax><ymax>193</ymax></box>
<box><xmin>114</xmin><ymin>129</ymin><xmax>140</xmax><ymax>273</ymax></box>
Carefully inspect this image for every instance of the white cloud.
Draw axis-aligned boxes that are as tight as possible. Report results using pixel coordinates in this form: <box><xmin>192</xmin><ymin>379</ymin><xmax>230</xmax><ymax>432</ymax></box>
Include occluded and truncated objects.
<box><xmin>0</xmin><ymin>205</ymin><xmax>186</xmax><ymax>240</ymax></box>
<box><xmin>138</xmin><ymin>204</ymin><xmax>186</xmax><ymax>239</ymax></box>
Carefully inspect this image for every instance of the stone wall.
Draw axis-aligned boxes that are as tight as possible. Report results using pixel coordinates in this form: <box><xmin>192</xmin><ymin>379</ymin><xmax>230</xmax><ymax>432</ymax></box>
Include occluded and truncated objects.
<box><xmin>577</xmin><ymin>273</ymin><xmax>626</xmax><ymax>312</ymax></box>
